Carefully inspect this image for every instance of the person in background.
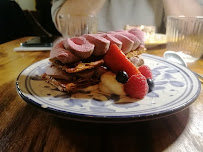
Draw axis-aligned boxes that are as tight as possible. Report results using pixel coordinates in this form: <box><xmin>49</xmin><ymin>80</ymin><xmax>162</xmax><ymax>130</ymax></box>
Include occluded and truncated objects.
<box><xmin>51</xmin><ymin>0</ymin><xmax>203</xmax><ymax>35</ymax></box>
<box><xmin>35</xmin><ymin>0</ymin><xmax>60</xmax><ymax>36</ymax></box>
<box><xmin>0</xmin><ymin>0</ymin><xmax>32</xmax><ymax>44</ymax></box>
<box><xmin>0</xmin><ymin>0</ymin><xmax>61</xmax><ymax>44</ymax></box>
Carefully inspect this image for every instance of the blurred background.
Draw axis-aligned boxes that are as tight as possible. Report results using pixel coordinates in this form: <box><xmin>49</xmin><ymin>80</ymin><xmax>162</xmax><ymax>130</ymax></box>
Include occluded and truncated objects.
<box><xmin>0</xmin><ymin>0</ymin><xmax>60</xmax><ymax>44</ymax></box>
<box><xmin>16</xmin><ymin>0</ymin><xmax>35</xmax><ymax>11</ymax></box>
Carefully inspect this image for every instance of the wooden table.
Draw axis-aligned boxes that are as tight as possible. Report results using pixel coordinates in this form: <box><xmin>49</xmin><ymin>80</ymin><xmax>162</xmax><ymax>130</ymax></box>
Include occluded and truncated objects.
<box><xmin>0</xmin><ymin>37</ymin><xmax>203</xmax><ymax>152</ymax></box>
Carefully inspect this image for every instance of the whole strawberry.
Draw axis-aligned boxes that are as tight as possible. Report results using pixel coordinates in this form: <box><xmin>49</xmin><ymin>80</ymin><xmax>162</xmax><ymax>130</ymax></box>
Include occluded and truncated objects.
<box><xmin>124</xmin><ymin>74</ymin><xmax>149</xmax><ymax>99</ymax></box>
<box><xmin>138</xmin><ymin>65</ymin><xmax>153</xmax><ymax>79</ymax></box>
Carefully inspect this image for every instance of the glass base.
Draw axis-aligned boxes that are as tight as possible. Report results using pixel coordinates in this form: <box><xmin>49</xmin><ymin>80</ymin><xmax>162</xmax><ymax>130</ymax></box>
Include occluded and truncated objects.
<box><xmin>175</xmin><ymin>52</ymin><xmax>199</xmax><ymax>63</ymax></box>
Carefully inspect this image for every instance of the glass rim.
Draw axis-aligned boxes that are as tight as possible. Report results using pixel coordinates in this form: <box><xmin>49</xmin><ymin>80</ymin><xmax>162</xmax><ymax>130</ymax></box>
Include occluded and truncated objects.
<box><xmin>167</xmin><ymin>16</ymin><xmax>203</xmax><ymax>19</ymax></box>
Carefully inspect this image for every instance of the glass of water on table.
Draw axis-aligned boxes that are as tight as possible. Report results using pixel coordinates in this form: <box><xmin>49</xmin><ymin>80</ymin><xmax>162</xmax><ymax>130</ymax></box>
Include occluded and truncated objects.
<box><xmin>166</xmin><ymin>16</ymin><xmax>203</xmax><ymax>63</ymax></box>
<box><xmin>59</xmin><ymin>13</ymin><xmax>98</xmax><ymax>38</ymax></box>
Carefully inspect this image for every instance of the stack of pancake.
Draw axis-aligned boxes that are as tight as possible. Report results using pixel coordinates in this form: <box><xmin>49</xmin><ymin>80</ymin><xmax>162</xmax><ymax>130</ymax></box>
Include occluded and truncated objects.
<box><xmin>42</xmin><ymin>28</ymin><xmax>146</xmax><ymax>92</ymax></box>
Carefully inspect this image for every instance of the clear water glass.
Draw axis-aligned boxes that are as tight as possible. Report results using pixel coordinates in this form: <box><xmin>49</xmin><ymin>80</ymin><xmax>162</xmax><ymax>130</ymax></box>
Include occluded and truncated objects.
<box><xmin>59</xmin><ymin>14</ymin><xmax>98</xmax><ymax>38</ymax></box>
<box><xmin>166</xmin><ymin>16</ymin><xmax>203</xmax><ymax>62</ymax></box>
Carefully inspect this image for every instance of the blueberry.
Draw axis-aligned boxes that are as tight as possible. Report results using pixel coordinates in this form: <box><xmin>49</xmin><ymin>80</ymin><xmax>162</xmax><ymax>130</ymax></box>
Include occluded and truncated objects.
<box><xmin>147</xmin><ymin>79</ymin><xmax>154</xmax><ymax>92</ymax></box>
<box><xmin>116</xmin><ymin>71</ymin><xmax>128</xmax><ymax>83</ymax></box>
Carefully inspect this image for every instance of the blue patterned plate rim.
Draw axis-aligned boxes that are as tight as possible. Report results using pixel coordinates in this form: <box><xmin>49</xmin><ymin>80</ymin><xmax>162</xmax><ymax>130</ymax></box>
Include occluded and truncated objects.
<box><xmin>16</xmin><ymin>54</ymin><xmax>201</xmax><ymax>123</ymax></box>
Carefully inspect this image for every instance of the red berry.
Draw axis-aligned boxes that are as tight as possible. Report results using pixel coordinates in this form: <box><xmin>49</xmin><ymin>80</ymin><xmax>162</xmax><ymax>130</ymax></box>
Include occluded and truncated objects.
<box><xmin>138</xmin><ymin>65</ymin><xmax>153</xmax><ymax>79</ymax></box>
<box><xmin>124</xmin><ymin>74</ymin><xmax>149</xmax><ymax>99</ymax></box>
<box><xmin>103</xmin><ymin>44</ymin><xmax>140</xmax><ymax>77</ymax></box>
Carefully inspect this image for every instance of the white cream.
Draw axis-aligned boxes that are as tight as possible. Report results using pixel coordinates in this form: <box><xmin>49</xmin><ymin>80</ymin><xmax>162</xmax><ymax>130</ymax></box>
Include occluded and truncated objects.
<box><xmin>99</xmin><ymin>71</ymin><xmax>126</xmax><ymax>96</ymax></box>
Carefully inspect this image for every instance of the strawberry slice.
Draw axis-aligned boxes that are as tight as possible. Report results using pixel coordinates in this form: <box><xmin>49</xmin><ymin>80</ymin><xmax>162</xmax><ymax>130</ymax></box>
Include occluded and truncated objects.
<box><xmin>103</xmin><ymin>44</ymin><xmax>140</xmax><ymax>77</ymax></box>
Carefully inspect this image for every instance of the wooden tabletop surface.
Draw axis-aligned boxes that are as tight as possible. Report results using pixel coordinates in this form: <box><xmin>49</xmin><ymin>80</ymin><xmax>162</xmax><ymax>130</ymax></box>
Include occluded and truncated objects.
<box><xmin>0</xmin><ymin>37</ymin><xmax>203</xmax><ymax>152</ymax></box>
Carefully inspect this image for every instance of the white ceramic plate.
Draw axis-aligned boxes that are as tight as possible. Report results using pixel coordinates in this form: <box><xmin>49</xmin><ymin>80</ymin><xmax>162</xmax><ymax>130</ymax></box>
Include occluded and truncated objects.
<box><xmin>145</xmin><ymin>34</ymin><xmax>166</xmax><ymax>48</ymax></box>
<box><xmin>16</xmin><ymin>54</ymin><xmax>201</xmax><ymax>123</ymax></box>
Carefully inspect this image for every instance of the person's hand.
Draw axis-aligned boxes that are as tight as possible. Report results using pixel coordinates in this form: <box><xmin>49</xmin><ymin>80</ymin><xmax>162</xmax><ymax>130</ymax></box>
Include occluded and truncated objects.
<box><xmin>60</xmin><ymin>0</ymin><xmax>106</xmax><ymax>15</ymax></box>
<box><xmin>163</xmin><ymin>0</ymin><xmax>203</xmax><ymax>16</ymax></box>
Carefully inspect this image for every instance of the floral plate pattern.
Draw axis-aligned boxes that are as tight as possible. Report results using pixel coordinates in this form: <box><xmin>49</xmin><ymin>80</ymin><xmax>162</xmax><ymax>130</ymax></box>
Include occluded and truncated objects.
<box><xmin>16</xmin><ymin>54</ymin><xmax>201</xmax><ymax>123</ymax></box>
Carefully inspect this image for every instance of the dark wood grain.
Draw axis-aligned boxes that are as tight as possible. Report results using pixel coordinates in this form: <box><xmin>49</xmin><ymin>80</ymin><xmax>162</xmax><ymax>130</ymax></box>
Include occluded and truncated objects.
<box><xmin>0</xmin><ymin>38</ymin><xmax>202</xmax><ymax>152</ymax></box>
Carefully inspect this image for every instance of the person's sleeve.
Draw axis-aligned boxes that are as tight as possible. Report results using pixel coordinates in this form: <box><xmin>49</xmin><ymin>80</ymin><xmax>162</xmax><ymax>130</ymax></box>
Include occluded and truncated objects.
<box><xmin>197</xmin><ymin>0</ymin><xmax>203</xmax><ymax>5</ymax></box>
<box><xmin>51</xmin><ymin>0</ymin><xmax>66</xmax><ymax>30</ymax></box>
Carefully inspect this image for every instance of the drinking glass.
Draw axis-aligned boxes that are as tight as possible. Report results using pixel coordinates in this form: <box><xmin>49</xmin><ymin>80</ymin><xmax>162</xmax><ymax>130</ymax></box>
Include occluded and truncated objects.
<box><xmin>59</xmin><ymin>14</ymin><xmax>98</xmax><ymax>38</ymax></box>
<box><xmin>166</xmin><ymin>16</ymin><xmax>203</xmax><ymax>62</ymax></box>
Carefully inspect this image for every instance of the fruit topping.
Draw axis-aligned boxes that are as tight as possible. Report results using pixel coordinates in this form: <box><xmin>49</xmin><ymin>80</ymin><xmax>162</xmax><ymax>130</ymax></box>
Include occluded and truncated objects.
<box><xmin>116</xmin><ymin>71</ymin><xmax>128</xmax><ymax>83</ymax></box>
<box><xmin>100</xmin><ymin>71</ymin><xmax>126</xmax><ymax>95</ymax></box>
<box><xmin>124</xmin><ymin>74</ymin><xmax>149</xmax><ymax>99</ymax></box>
<box><xmin>138</xmin><ymin>65</ymin><xmax>153</xmax><ymax>79</ymax></box>
<box><xmin>147</xmin><ymin>79</ymin><xmax>154</xmax><ymax>93</ymax></box>
<box><xmin>103</xmin><ymin>44</ymin><xmax>140</xmax><ymax>77</ymax></box>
